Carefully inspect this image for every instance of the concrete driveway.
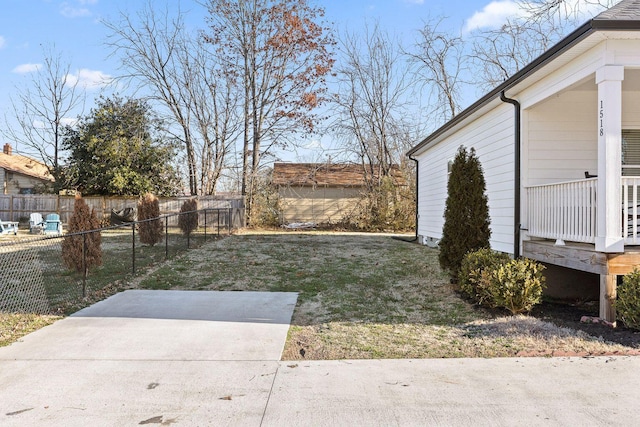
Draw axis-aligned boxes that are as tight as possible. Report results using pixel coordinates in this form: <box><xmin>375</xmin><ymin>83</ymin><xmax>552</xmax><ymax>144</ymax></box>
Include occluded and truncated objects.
<box><xmin>2</xmin><ymin>290</ymin><xmax>640</xmax><ymax>426</ymax></box>
<box><xmin>0</xmin><ymin>290</ymin><xmax>298</xmax><ymax>426</ymax></box>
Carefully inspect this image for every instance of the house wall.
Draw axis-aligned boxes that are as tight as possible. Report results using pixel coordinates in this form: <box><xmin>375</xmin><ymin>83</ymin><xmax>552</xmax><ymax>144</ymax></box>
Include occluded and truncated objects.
<box><xmin>278</xmin><ymin>186</ymin><xmax>362</xmax><ymax>224</ymax></box>
<box><xmin>416</xmin><ymin>104</ymin><xmax>515</xmax><ymax>254</ymax></box>
<box><xmin>622</xmin><ymin>90</ymin><xmax>640</xmax><ymax>129</ymax></box>
<box><xmin>525</xmin><ymin>90</ymin><xmax>599</xmax><ymax>186</ymax></box>
<box><xmin>1</xmin><ymin>171</ymin><xmax>47</xmax><ymax>195</ymax></box>
<box><xmin>525</xmin><ymin>87</ymin><xmax>640</xmax><ymax>187</ymax></box>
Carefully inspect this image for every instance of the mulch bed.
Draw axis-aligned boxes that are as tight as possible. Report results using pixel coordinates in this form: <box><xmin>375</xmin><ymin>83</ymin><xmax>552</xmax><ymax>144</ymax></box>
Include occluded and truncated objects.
<box><xmin>530</xmin><ymin>300</ymin><xmax>640</xmax><ymax>349</ymax></box>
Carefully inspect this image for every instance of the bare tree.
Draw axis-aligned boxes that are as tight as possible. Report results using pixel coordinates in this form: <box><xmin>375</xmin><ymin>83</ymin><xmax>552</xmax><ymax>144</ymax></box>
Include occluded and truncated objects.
<box><xmin>519</xmin><ymin>0</ymin><xmax>619</xmax><ymax>23</ymax></box>
<box><xmin>470</xmin><ymin>18</ymin><xmax>565</xmax><ymax>91</ymax></box>
<box><xmin>104</xmin><ymin>6</ymin><xmax>196</xmax><ymax>195</ymax></box>
<box><xmin>104</xmin><ymin>4</ymin><xmax>239</xmax><ymax>196</ymax></box>
<box><xmin>333</xmin><ymin>22</ymin><xmax>416</xmax><ymax>182</ymax></box>
<box><xmin>407</xmin><ymin>17</ymin><xmax>465</xmax><ymax>123</ymax></box>
<box><xmin>469</xmin><ymin>0</ymin><xmax>619</xmax><ymax>91</ymax></box>
<box><xmin>178</xmin><ymin>37</ymin><xmax>241</xmax><ymax>195</ymax></box>
<box><xmin>202</xmin><ymin>0</ymin><xmax>335</xmax><ymax>218</ymax></box>
<box><xmin>3</xmin><ymin>44</ymin><xmax>84</xmax><ymax>178</ymax></box>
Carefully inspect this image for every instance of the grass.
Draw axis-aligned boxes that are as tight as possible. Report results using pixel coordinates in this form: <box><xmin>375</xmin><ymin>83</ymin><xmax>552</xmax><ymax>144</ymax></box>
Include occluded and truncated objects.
<box><xmin>0</xmin><ymin>228</ymin><xmax>219</xmax><ymax>315</ymax></box>
<box><xmin>3</xmin><ymin>230</ymin><xmax>637</xmax><ymax>358</ymax></box>
<box><xmin>0</xmin><ymin>313</ymin><xmax>61</xmax><ymax>347</ymax></box>
<box><xmin>136</xmin><ymin>231</ymin><xmax>636</xmax><ymax>359</ymax></box>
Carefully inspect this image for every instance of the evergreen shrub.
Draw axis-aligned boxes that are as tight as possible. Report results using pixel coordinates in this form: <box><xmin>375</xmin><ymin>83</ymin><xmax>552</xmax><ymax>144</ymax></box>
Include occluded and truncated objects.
<box><xmin>459</xmin><ymin>248</ymin><xmax>510</xmax><ymax>306</ymax></box>
<box><xmin>488</xmin><ymin>258</ymin><xmax>545</xmax><ymax>314</ymax></box>
<box><xmin>617</xmin><ymin>269</ymin><xmax>640</xmax><ymax>330</ymax></box>
<box><xmin>438</xmin><ymin>146</ymin><xmax>491</xmax><ymax>279</ymax></box>
<box><xmin>178</xmin><ymin>199</ymin><xmax>198</xmax><ymax>236</ymax></box>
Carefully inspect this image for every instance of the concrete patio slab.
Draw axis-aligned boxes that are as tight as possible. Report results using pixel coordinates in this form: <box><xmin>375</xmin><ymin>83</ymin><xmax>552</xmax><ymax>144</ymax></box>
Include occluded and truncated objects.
<box><xmin>0</xmin><ymin>290</ymin><xmax>298</xmax><ymax>361</ymax></box>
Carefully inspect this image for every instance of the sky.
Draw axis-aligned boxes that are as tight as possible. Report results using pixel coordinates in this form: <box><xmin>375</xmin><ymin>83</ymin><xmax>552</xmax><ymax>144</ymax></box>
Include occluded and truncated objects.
<box><xmin>0</xmin><ymin>0</ymin><xmax>609</xmax><ymax>162</ymax></box>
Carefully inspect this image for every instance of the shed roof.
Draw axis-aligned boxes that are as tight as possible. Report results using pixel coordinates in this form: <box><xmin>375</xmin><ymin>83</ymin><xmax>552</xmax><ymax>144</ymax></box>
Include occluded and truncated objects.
<box><xmin>272</xmin><ymin>163</ymin><xmax>404</xmax><ymax>187</ymax></box>
<box><xmin>407</xmin><ymin>0</ymin><xmax>640</xmax><ymax>157</ymax></box>
<box><xmin>0</xmin><ymin>150</ymin><xmax>54</xmax><ymax>182</ymax></box>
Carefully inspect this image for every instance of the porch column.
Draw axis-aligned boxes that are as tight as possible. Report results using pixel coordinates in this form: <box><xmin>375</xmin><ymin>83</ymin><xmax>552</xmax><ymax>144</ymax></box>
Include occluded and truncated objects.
<box><xmin>595</xmin><ymin>65</ymin><xmax>624</xmax><ymax>253</ymax></box>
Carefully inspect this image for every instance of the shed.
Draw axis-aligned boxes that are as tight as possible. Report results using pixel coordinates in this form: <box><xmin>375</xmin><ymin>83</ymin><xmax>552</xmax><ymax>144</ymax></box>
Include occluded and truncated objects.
<box><xmin>0</xmin><ymin>144</ymin><xmax>54</xmax><ymax>195</ymax></box>
<box><xmin>407</xmin><ymin>0</ymin><xmax>640</xmax><ymax>324</ymax></box>
<box><xmin>272</xmin><ymin>163</ymin><xmax>403</xmax><ymax>225</ymax></box>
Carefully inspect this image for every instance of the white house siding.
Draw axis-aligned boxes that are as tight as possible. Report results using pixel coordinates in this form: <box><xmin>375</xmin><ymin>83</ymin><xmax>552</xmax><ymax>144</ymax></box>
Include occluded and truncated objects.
<box><xmin>622</xmin><ymin>90</ymin><xmax>640</xmax><ymax>129</ymax></box>
<box><xmin>416</xmin><ymin>104</ymin><xmax>515</xmax><ymax>254</ymax></box>
<box><xmin>526</xmin><ymin>90</ymin><xmax>599</xmax><ymax>186</ymax></box>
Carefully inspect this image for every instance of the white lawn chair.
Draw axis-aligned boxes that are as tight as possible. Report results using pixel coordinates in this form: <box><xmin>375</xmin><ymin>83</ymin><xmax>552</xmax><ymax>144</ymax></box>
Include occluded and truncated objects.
<box><xmin>29</xmin><ymin>213</ymin><xmax>45</xmax><ymax>234</ymax></box>
<box><xmin>0</xmin><ymin>220</ymin><xmax>18</xmax><ymax>235</ymax></box>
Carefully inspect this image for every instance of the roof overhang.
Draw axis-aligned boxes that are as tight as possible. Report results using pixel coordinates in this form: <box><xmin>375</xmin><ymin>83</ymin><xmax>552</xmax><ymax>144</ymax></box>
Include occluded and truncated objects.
<box><xmin>408</xmin><ymin>12</ymin><xmax>640</xmax><ymax>157</ymax></box>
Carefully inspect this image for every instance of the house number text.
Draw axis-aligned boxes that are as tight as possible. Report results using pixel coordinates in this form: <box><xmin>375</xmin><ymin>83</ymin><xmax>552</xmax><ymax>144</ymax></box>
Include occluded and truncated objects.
<box><xmin>599</xmin><ymin>100</ymin><xmax>604</xmax><ymax>137</ymax></box>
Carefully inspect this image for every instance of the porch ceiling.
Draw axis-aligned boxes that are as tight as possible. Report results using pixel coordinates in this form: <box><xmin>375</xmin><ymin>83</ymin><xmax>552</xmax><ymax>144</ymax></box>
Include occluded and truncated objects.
<box><xmin>569</xmin><ymin>68</ymin><xmax>640</xmax><ymax>92</ymax></box>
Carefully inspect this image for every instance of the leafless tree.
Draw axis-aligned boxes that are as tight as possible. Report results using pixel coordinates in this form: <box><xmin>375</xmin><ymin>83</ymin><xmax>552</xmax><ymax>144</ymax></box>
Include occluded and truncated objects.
<box><xmin>407</xmin><ymin>17</ymin><xmax>465</xmax><ymax>123</ymax></box>
<box><xmin>519</xmin><ymin>0</ymin><xmax>619</xmax><ymax>23</ymax></box>
<box><xmin>202</xmin><ymin>0</ymin><xmax>335</xmax><ymax>218</ymax></box>
<box><xmin>178</xmin><ymin>37</ymin><xmax>241</xmax><ymax>195</ymax></box>
<box><xmin>333</xmin><ymin>22</ymin><xmax>417</xmax><ymax>183</ymax></box>
<box><xmin>104</xmin><ymin>5</ymin><xmax>199</xmax><ymax>195</ymax></box>
<box><xmin>469</xmin><ymin>0</ymin><xmax>618</xmax><ymax>91</ymax></box>
<box><xmin>104</xmin><ymin>4</ymin><xmax>240</xmax><ymax>196</ymax></box>
<box><xmin>470</xmin><ymin>18</ymin><xmax>566</xmax><ymax>91</ymax></box>
<box><xmin>2</xmin><ymin>44</ymin><xmax>85</xmax><ymax>177</ymax></box>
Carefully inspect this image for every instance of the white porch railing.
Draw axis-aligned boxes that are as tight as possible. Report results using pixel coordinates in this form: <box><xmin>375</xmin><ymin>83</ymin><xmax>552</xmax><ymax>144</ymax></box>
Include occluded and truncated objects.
<box><xmin>526</xmin><ymin>178</ymin><xmax>597</xmax><ymax>244</ymax></box>
<box><xmin>623</xmin><ymin>177</ymin><xmax>640</xmax><ymax>245</ymax></box>
<box><xmin>526</xmin><ymin>177</ymin><xmax>640</xmax><ymax>245</ymax></box>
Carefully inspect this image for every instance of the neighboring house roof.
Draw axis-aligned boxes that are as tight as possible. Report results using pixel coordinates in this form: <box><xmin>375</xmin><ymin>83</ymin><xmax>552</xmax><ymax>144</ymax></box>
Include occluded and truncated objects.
<box><xmin>272</xmin><ymin>163</ymin><xmax>405</xmax><ymax>187</ymax></box>
<box><xmin>0</xmin><ymin>145</ymin><xmax>54</xmax><ymax>182</ymax></box>
<box><xmin>407</xmin><ymin>0</ymin><xmax>640</xmax><ymax>157</ymax></box>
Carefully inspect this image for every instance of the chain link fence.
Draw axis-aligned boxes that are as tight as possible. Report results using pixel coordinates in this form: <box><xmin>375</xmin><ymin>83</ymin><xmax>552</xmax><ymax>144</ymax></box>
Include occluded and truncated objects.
<box><xmin>0</xmin><ymin>208</ymin><xmax>238</xmax><ymax>315</ymax></box>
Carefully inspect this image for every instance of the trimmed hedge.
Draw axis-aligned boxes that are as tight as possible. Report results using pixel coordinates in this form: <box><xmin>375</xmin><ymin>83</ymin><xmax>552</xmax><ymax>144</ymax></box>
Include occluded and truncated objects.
<box><xmin>460</xmin><ymin>249</ymin><xmax>545</xmax><ymax>314</ymax></box>
<box><xmin>459</xmin><ymin>248</ymin><xmax>510</xmax><ymax>307</ymax></box>
<box><xmin>488</xmin><ymin>259</ymin><xmax>545</xmax><ymax>315</ymax></box>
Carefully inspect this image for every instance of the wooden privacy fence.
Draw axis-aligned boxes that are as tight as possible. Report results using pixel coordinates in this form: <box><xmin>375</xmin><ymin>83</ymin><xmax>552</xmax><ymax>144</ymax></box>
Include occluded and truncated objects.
<box><xmin>0</xmin><ymin>194</ymin><xmax>245</xmax><ymax>228</ymax></box>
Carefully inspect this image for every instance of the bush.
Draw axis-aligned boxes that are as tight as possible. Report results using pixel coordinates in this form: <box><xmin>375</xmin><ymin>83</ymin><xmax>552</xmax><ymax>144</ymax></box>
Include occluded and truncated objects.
<box><xmin>617</xmin><ymin>269</ymin><xmax>640</xmax><ymax>330</ymax></box>
<box><xmin>62</xmin><ymin>194</ymin><xmax>102</xmax><ymax>274</ymax></box>
<box><xmin>138</xmin><ymin>193</ymin><xmax>163</xmax><ymax>246</ymax></box>
<box><xmin>439</xmin><ymin>146</ymin><xmax>491</xmax><ymax>279</ymax></box>
<box><xmin>178</xmin><ymin>199</ymin><xmax>198</xmax><ymax>236</ymax></box>
<box><xmin>487</xmin><ymin>258</ymin><xmax>545</xmax><ymax>315</ymax></box>
<box><xmin>459</xmin><ymin>248</ymin><xmax>510</xmax><ymax>306</ymax></box>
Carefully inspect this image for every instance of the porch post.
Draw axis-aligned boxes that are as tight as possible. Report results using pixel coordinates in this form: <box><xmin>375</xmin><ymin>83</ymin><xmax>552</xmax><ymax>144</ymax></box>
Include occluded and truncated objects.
<box><xmin>595</xmin><ymin>65</ymin><xmax>624</xmax><ymax>253</ymax></box>
<box><xmin>600</xmin><ymin>274</ymin><xmax>617</xmax><ymax>326</ymax></box>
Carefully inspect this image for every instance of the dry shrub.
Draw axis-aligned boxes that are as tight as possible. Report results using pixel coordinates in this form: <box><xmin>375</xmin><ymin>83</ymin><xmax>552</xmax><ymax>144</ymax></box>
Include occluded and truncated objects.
<box><xmin>178</xmin><ymin>199</ymin><xmax>198</xmax><ymax>236</ymax></box>
<box><xmin>138</xmin><ymin>193</ymin><xmax>163</xmax><ymax>246</ymax></box>
<box><xmin>335</xmin><ymin>175</ymin><xmax>415</xmax><ymax>232</ymax></box>
<box><xmin>62</xmin><ymin>194</ymin><xmax>102</xmax><ymax>274</ymax></box>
